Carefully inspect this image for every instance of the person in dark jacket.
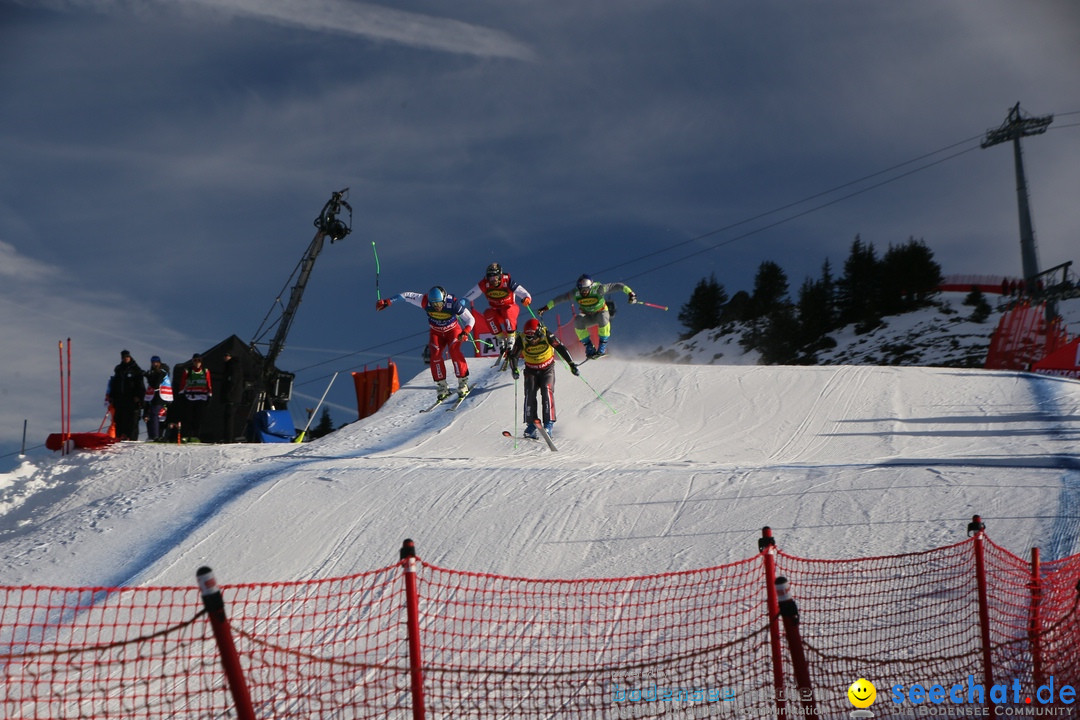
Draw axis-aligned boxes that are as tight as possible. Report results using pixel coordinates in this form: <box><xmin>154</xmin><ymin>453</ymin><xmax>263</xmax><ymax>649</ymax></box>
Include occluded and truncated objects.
<box><xmin>177</xmin><ymin>353</ymin><xmax>212</xmax><ymax>441</ymax></box>
<box><xmin>107</xmin><ymin>349</ymin><xmax>145</xmax><ymax>441</ymax></box>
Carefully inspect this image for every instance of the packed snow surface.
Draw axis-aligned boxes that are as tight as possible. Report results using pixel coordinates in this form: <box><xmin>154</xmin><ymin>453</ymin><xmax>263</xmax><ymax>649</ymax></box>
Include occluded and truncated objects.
<box><xmin>2</xmin><ymin>358</ymin><xmax>1079</xmax><ymax>590</ymax></box>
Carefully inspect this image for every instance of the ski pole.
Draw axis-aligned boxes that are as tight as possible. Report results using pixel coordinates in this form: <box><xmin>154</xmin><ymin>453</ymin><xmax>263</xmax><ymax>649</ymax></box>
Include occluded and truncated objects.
<box><xmin>573</xmin><ymin>368</ymin><xmax>617</xmax><ymax>415</ymax></box>
<box><xmin>513</xmin><ymin>368</ymin><xmax>519</xmax><ymax>448</ymax></box>
<box><xmin>295</xmin><ymin>372</ymin><xmax>339</xmax><ymax>443</ymax></box>
<box><xmin>557</xmin><ymin>354</ymin><xmax>616</xmax><ymax>415</ymax></box>
<box><xmin>464</xmin><ymin>332</ymin><xmax>498</xmax><ymax>354</ymax></box>
<box><xmin>633</xmin><ymin>300</ymin><xmax>668</xmax><ymax>311</ymax></box>
<box><xmin>371</xmin><ymin>240</ymin><xmax>382</xmax><ymax>300</ymax></box>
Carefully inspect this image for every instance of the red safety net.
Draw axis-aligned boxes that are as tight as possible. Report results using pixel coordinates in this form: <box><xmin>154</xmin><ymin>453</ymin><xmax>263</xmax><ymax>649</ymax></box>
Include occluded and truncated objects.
<box><xmin>3</xmin><ymin>536</ymin><xmax>1079</xmax><ymax>719</ymax></box>
<box><xmin>985</xmin><ymin>302</ymin><xmax>1071</xmax><ymax>370</ymax></box>
<box><xmin>413</xmin><ymin>556</ymin><xmax>768</xmax><ymax>718</ymax></box>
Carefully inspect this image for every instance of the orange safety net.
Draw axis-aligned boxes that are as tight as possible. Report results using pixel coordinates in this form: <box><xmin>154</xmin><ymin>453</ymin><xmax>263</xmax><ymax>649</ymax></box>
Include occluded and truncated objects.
<box><xmin>2</xmin><ymin>536</ymin><xmax>1079</xmax><ymax>719</ymax></box>
<box><xmin>352</xmin><ymin>361</ymin><xmax>400</xmax><ymax>420</ymax></box>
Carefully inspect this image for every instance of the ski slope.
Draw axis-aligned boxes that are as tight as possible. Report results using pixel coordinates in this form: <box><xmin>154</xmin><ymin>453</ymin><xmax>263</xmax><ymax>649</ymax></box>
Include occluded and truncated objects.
<box><xmin>2</xmin><ymin>358</ymin><xmax>1079</xmax><ymax>590</ymax></box>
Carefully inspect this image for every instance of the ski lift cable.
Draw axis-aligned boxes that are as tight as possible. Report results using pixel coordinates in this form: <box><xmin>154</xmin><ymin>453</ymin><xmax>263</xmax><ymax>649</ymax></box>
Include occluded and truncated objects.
<box><xmin>287</xmin><ymin>116</ymin><xmax>1080</xmax><ymax>386</ymax></box>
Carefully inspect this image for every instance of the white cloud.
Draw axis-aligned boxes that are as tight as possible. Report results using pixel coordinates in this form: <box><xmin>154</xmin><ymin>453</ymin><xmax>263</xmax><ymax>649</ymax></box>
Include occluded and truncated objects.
<box><xmin>0</xmin><ymin>241</ymin><xmax>192</xmax><ymax>458</ymax></box>
<box><xmin>184</xmin><ymin>0</ymin><xmax>536</xmax><ymax>60</ymax></box>
<box><xmin>14</xmin><ymin>0</ymin><xmax>535</xmax><ymax>59</ymax></box>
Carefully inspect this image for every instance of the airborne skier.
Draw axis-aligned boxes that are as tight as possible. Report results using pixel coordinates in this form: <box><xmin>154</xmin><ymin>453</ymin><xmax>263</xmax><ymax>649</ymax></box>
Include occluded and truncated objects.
<box><xmin>538</xmin><ymin>274</ymin><xmax>636</xmax><ymax>358</ymax></box>
<box><xmin>464</xmin><ymin>261</ymin><xmax>533</xmax><ymax>357</ymax></box>
<box><xmin>377</xmin><ymin>286</ymin><xmax>475</xmax><ymax>402</ymax></box>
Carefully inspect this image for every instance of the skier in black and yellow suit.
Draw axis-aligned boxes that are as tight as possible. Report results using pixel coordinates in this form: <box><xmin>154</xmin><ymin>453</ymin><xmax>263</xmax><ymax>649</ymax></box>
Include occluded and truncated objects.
<box><xmin>509</xmin><ymin>318</ymin><xmax>579</xmax><ymax>439</ymax></box>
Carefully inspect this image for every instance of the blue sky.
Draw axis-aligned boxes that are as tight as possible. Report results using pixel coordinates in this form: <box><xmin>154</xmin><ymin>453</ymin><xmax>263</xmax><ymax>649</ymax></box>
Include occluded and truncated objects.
<box><xmin>1</xmin><ymin>0</ymin><xmax>1079</xmax><ymax>454</ymax></box>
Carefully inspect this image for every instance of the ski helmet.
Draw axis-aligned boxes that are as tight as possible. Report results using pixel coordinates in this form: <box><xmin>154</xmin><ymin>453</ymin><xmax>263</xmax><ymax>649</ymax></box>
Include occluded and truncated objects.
<box><xmin>523</xmin><ymin>318</ymin><xmax>542</xmax><ymax>338</ymax></box>
<box><xmin>486</xmin><ymin>262</ymin><xmax>502</xmax><ymax>278</ymax></box>
<box><xmin>427</xmin><ymin>286</ymin><xmax>447</xmax><ymax>309</ymax></box>
<box><xmin>577</xmin><ymin>274</ymin><xmax>594</xmax><ymax>294</ymax></box>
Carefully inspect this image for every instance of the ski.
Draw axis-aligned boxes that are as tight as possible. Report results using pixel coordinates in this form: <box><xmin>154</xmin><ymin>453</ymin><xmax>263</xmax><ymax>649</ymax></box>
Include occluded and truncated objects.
<box><xmin>502</xmin><ymin>429</ymin><xmax>538</xmax><ymax>440</ymax></box>
<box><xmin>502</xmin><ymin>430</ymin><xmax>528</xmax><ymax>440</ymax></box>
<box><xmin>533</xmin><ymin>420</ymin><xmax>558</xmax><ymax>452</ymax></box>
<box><xmin>420</xmin><ymin>394</ymin><xmax>452</xmax><ymax>413</ymax></box>
<box><xmin>445</xmin><ymin>391</ymin><xmax>471</xmax><ymax>411</ymax></box>
<box><xmin>501</xmin><ymin>429</ymin><xmax>547</xmax><ymax>448</ymax></box>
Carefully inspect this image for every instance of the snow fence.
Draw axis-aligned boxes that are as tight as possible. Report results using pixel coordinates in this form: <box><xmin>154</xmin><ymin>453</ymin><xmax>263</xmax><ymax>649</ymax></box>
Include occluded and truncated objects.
<box><xmin>2</xmin><ymin>526</ymin><xmax>1079</xmax><ymax>719</ymax></box>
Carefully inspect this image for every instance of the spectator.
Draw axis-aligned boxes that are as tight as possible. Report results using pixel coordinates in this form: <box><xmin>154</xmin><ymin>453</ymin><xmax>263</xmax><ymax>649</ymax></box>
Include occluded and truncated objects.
<box><xmin>107</xmin><ymin>350</ymin><xmax>145</xmax><ymax>441</ymax></box>
<box><xmin>142</xmin><ymin>355</ymin><xmax>173</xmax><ymax>441</ymax></box>
<box><xmin>177</xmin><ymin>353</ymin><xmax>212</xmax><ymax>441</ymax></box>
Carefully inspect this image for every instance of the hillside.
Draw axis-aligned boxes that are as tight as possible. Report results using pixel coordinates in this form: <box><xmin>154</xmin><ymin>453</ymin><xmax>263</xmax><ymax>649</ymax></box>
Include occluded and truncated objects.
<box><xmin>2</xmin><ymin>352</ymin><xmax>1079</xmax><ymax>591</ymax></box>
<box><xmin>650</xmin><ymin>292</ymin><xmax>1080</xmax><ymax>368</ymax></box>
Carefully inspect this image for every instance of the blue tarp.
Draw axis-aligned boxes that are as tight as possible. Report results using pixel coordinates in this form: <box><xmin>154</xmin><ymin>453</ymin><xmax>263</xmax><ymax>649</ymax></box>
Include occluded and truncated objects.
<box><xmin>254</xmin><ymin>410</ymin><xmax>295</xmax><ymax>443</ymax></box>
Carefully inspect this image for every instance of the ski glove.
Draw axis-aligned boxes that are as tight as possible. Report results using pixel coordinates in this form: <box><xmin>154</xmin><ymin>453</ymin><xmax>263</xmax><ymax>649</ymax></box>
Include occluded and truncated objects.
<box><xmin>376</xmin><ymin>299</ymin><xmax>392</xmax><ymax>311</ymax></box>
<box><xmin>570</xmin><ymin>363</ymin><xmax>580</xmax><ymax>376</ymax></box>
<box><xmin>522</xmin><ymin>296</ymin><xmax>532</xmax><ymax>306</ymax></box>
<box><xmin>627</xmin><ymin>291</ymin><xmax>637</xmax><ymax>304</ymax></box>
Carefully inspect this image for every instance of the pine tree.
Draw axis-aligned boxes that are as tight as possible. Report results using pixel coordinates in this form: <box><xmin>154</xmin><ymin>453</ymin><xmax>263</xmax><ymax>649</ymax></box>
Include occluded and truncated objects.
<box><xmin>741</xmin><ymin>261</ymin><xmax>791</xmax><ymax>353</ymax></box>
<box><xmin>879</xmin><ymin>237</ymin><xmax>942</xmax><ymax>314</ymax></box>
<box><xmin>721</xmin><ymin>290</ymin><xmax>751</xmax><ymax>324</ymax></box>
<box><xmin>677</xmin><ymin>274</ymin><xmax>728</xmax><ymax>338</ymax></box>
<box><xmin>796</xmin><ymin>273</ymin><xmax>834</xmax><ymax>348</ymax></box>
<box><xmin>963</xmin><ymin>286</ymin><xmax>992</xmax><ymax>323</ymax></box>
<box><xmin>748</xmin><ymin>261</ymin><xmax>789</xmax><ymax>320</ymax></box>
<box><xmin>310</xmin><ymin>407</ymin><xmax>335</xmax><ymax>439</ymax></box>
<box><xmin>758</xmin><ymin>305</ymin><xmax>800</xmax><ymax>364</ymax></box>
<box><xmin>837</xmin><ymin>236</ymin><xmax>883</xmax><ymax>333</ymax></box>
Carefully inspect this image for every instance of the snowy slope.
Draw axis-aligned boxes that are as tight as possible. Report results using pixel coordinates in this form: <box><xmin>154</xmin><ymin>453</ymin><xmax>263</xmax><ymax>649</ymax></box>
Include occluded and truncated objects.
<box><xmin>650</xmin><ymin>293</ymin><xmax>1080</xmax><ymax>368</ymax></box>
<box><xmin>2</xmin><ymin>356</ymin><xmax>1079</xmax><ymax>590</ymax></box>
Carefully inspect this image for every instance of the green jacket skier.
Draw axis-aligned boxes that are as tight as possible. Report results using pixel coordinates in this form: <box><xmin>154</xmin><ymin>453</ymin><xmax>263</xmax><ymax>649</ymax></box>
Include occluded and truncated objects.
<box><xmin>538</xmin><ymin>274</ymin><xmax>636</xmax><ymax>358</ymax></box>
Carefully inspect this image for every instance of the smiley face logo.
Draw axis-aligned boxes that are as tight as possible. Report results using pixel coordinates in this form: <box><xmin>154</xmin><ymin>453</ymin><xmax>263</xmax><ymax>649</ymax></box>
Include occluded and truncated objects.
<box><xmin>848</xmin><ymin>678</ymin><xmax>876</xmax><ymax>708</ymax></box>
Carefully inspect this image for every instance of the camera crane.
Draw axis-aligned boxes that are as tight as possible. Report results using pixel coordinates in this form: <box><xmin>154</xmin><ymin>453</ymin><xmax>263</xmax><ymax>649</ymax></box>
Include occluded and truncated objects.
<box><xmin>249</xmin><ymin>188</ymin><xmax>352</xmax><ymax>413</ymax></box>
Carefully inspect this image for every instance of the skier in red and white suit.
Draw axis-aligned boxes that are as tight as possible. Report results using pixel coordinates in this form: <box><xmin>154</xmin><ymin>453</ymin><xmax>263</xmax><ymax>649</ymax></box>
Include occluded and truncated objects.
<box><xmin>464</xmin><ymin>262</ymin><xmax>533</xmax><ymax>354</ymax></box>
<box><xmin>377</xmin><ymin>286</ymin><xmax>475</xmax><ymax>400</ymax></box>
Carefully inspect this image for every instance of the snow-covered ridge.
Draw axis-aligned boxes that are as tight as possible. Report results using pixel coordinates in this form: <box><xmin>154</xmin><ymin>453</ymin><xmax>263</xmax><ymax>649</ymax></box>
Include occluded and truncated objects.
<box><xmin>651</xmin><ymin>293</ymin><xmax>1080</xmax><ymax>368</ymax></box>
<box><xmin>2</xmin><ymin>352</ymin><xmax>1079</xmax><ymax>589</ymax></box>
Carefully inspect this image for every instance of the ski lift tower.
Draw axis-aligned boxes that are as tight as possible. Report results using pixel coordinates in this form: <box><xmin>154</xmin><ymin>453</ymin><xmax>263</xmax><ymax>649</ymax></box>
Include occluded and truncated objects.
<box><xmin>980</xmin><ymin>103</ymin><xmax>1053</xmax><ymax>293</ymax></box>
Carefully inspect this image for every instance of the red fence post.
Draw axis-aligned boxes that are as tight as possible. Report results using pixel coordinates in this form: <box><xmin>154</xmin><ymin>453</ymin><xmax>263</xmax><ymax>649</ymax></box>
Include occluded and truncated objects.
<box><xmin>58</xmin><ymin>340</ymin><xmax>67</xmax><ymax>455</ymax></box>
<box><xmin>775</xmin><ymin>576</ymin><xmax>818</xmax><ymax>716</ymax></box>
<box><xmin>400</xmin><ymin>539</ymin><xmax>426</xmax><ymax>720</ymax></box>
<box><xmin>759</xmin><ymin>527</ymin><xmax>787</xmax><ymax>717</ymax></box>
<box><xmin>196</xmin><ymin>567</ymin><xmax>256</xmax><ymax>720</ymax></box>
<box><xmin>967</xmin><ymin>516</ymin><xmax>995</xmax><ymax>692</ymax></box>
<box><xmin>1029</xmin><ymin>547</ymin><xmax>1044</xmax><ymax>688</ymax></box>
